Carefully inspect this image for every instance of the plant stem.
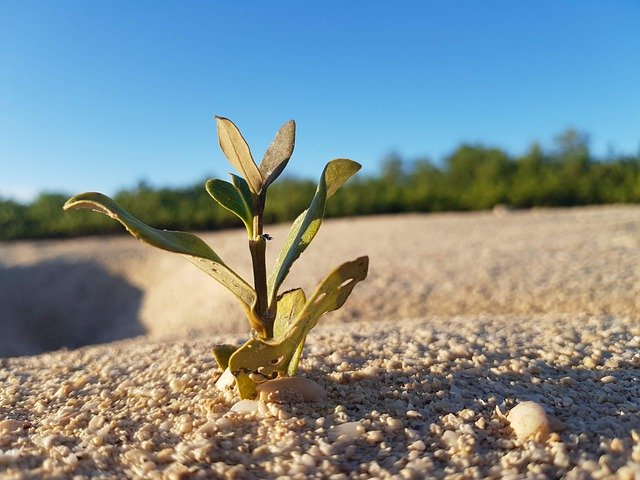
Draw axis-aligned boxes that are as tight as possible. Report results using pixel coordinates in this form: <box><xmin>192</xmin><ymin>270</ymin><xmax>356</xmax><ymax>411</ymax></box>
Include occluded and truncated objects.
<box><xmin>250</xmin><ymin>193</ymin><xmax>273</xmax><ymax>338</ymax></box>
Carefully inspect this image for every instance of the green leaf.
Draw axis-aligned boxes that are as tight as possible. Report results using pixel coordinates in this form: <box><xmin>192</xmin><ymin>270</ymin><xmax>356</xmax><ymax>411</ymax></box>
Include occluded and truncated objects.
<box><xmin>259</xmin><ymin>120</ymin><xmax>295</xmax><ymax>190</ymax></box>
<box><xmin>293</xmin><ymin>256</ymin><xmax>369</xmax><ymax>339</ymax></box>
<box><xmin>273</xmin><ymin>288</ymin><xmax>306</xmax><ymax>340</ymax></box>
<box><xmin>272</xmin><ymin>288</ymin><xmax>307</xmax><ymax>376</ymax></box>
<box><xmin>206</xmin><ymin>178</ymin><xmax>254</xmax><ymax>237</ymax></box>
<box><xmin>229</xmin><ymin>256</ymin><xmax>369</xmax><ymax>398</ymax></box>
<box><xmin>267</xmin><ymin>159</ymin><xmax>361</xmax><ymax>306</ymax></box>
<box><xmin>63</xmin><ymin>192</ymin><xmax>258</xmax><ymax>325</ymax></box>
<box><xmin>287</xmin><ymin>338</ymin><xmax>306</xmax><ymax>377</ymax></box>
<box><xmin>230</xmin><ymin>174</ymin><xmax>254</xmax><ymax>215</ymax></box>
<box><xmin>212</xmin><ymin>344</ymin><xmax>238</xmax><ymax>371</ymax></box>
<box><xmin>286</xmin><ymin>255</ymin><xmax>369</xmax><ymax>375</ymax></box>
<box><xmin>233</xmin><ymin>372</ymin><xmax>258</xmax><ymax>400</ymax></box>
<box><xmin>215</xmin><ymin>116</ymin><xmax>263</xmax><ymax>194</ymax></box>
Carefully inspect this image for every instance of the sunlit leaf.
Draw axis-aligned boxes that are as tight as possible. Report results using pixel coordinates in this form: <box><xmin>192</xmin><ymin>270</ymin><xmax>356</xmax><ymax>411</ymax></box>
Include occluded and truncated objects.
<box><xmin>259</xmin><ymin>120</ymin><xmax>295</xmax><ymax>190</ymax></box>
<box><xmin>286</xmin><ymin>255</ymin><xmax>369</xmax><ymax>375</ymax></box>
<box><xmin>272</xmin><ymin>288</ymin><xmax>307</xmax><ymax>376</ymax></box>
<box><xmin>229</xmin><ymin>256</ymin><xmax>369</xmax><ymax>398</ymax></box>
<box><xmin>212</xmin><ymin>344</ymin><xmax>238</xmax><ymax>371</ymax></box>
<box><xmin>63</xmin><ymin>192</ymin><xmax>257</xmax><ymax>320</ymax></box>
<box><xmin>286</xmin><ymin>338</ymin><xmax>306</xmax><ymax>377</ymax></box>
<box><xmin>273</xmin><ymin>288</ymin><xmax>306</xmax><ymax>340</ymax></box>
<box><xmin>233</xmin><ymin>371</ymin><xmax>258</xmax><ymax>400</ymax></box>
<box><xmin>293</xmin><ymin>256</ymin><xmax>369</xmax><ymax>338</ymax></box>
<box><xmin>206</xmin><ymin>178</ymin><xmax>253</xmax><ymax>237</ymax></box>
<box><xmin>215</xmin><ymin>116</ymin><xmax>263</xmax><ymax>194</ymax></box>
<box><xmin>267</xmin><ymin>159</ymin><xmax>361</xmax><ymax>306</ymax></box>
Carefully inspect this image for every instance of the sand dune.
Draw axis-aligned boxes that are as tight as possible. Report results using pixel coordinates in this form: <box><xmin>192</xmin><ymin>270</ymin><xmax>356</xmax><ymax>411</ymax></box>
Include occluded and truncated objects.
<box><xmin>0</xmin><ymin>206</ymin><xmax>639</xmax><ymax>478</ymax></box>
<box><xmin>2</xmin><ymin>205</ymin><xmax>640</xmax><ymax>356</ymax></box>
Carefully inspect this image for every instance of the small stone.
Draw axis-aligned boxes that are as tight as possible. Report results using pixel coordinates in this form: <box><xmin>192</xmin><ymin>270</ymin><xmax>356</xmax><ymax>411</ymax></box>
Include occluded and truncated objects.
<box><xmin>230</xmin><ymin>399</ymin><xmax>262</xmax><ymax>414</ymax></box>
<box><xmin>386</xmin><ymin>417</ymin><xmax>403</xmax><ymax>431</ymax></box>
<box><xmin>169</xmin><ymin>377</ymin><xmax>187</xmax><ymax>391</ymax></box>
<box><xmin>409</xmin><ymin>440</ymin><xmax>426</xmax><ymax>451</ymax></box>
<box><xmin>252</xmin><ymin>445</ymin><xmax>270</xmax><ymax>458</ymax></box>
<box><xmin>196</xmin><ymin>420</ymin><xmax>217</xmax><ymax>435</ymax></box>
<box><xmin>36</xmin><ymin>434</ymin><xmax>58</xmax><ymax>448</ymax></box>
<box><xmin>365</xmin><ymin>430</ymin><xmax>384</xmax><ymax>443</ymax></box>
<box><xmin>215</xmin><ymin>368</ymin><xmax>235</xmax><ymax>390</ymax></box>
<box><xmin>400</xmin><ymin>467</ymin><xmax>420</xmax><ymax>479</ymax></box>
<box><xmin>609</xmin><ymin>437</ymin><xmax>624</xmax><ymax>453</ymax></box>
<box><xmin>617</xmin><ymin>465</ymin><xmax>640</xmax><ymax>480</ymax></box>
<box><xmin>154</xmin><ymin>448</ymin><xmax>174</xmax><ymax>464</ymax></box>
<box><xmin>319</xmin><ymin>443</ymin><xmax>334</xmax><ymax>456</ymax></box>
<box><xmin>256</xmin><ymin>377</ymin><xmax>326</xmax><ymax>404</ymax></box>
<box><xmin>215</xmin><ymin>417</ymin><xmax>233</xmax><ymax>431</ymax></box>
<box><xmin>507</xmin><ymin>401</ymin><xmax>550</xmax><ymax>442</ymax></box>
<box><xmin>583</xmin><ymin>357</ymin><xmax>598</xmax><ymax>369</ymax></box>
<box><xmin>177</xmin><ymin>416</ymin><xmax>193</xmax><ymax>434</ymax></box>
<box><xmin>328</xmin><ymin>421</ymin><xmax>362</xmax><ymax>442</ymax></box>
<box><xmin>88</xmin><ymin>415</ymin><xmax>105</xmax><ymax>431</ymax></box>
<box><xmin>299</xmin><ymin>453</ymin><xmax>316</xmax><ymax>468</ymax></box>
<box><xmin>441</xmin><ymin>430</ymin><xmax>460</xmax><ymax>448</ymax></box>
<box><xmin>600</xmin><ymin>375</ymin><xmax>617</xmax><ymax>384</ymax></box>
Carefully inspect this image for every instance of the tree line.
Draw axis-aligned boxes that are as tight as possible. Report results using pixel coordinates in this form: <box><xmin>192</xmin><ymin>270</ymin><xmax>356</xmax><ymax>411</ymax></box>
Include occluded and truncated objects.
<box><xmin>1</xmin><ymin>129</ymin><xmax>639</xmax><ymax>240</ymax></box>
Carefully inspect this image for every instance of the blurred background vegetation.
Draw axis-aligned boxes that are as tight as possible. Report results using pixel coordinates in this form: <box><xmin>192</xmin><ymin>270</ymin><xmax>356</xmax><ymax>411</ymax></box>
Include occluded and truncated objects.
<box><xmin>2</xmin><ymin>128</ymin><xmax>639</xmax><ymax>241</ymax></box>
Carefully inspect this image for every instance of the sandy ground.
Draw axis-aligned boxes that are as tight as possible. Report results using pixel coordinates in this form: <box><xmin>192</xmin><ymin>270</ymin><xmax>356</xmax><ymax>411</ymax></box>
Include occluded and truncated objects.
<box><xmin>0</xmin><ymin>205</ymin><xmax>639</xmax><ymax>478</ymax></box>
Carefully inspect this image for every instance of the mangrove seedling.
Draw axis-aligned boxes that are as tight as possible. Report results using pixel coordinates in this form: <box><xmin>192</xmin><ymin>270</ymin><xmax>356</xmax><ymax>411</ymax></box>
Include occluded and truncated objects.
<box><xmin>64</xmin><ymin>116</ymin><xmax>369</xmax><ymax>399</ymax></box>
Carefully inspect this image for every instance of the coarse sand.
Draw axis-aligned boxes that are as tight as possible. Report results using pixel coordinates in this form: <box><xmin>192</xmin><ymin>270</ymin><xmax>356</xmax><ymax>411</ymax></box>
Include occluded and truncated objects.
<box><xmin>0</xmin><ymin>205</ymin><xmax>639</xmax><ymax>478</ymax></box>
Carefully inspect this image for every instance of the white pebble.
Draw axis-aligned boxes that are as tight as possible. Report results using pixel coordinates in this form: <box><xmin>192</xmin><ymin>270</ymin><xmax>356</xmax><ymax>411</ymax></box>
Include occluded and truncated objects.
<box><xmin>169</xmin><ymin>377</ymin><xmax>187</xmax><ymax>391</ymax></box>
<box><xmin>386</xmin><ymin>417</ymin><xmax>403</xmax><ymax>431</ymax></box>
<box><xmin>215</xmin><ymin>417</ymin><xmax>233</xmax><ymax>431</ymax></box>
<box><xmin>299</xmin><ymin>453</ymin><xmax>316</xmax><ymax>468</ymax></box>
<box><xmin>409</xmin><ymin>440</ymin><xmax>426</xmax><ymax>451</ymax></box>
<box><xmin>442</xmin><ymin>430</ymin><xmax>460</xmax><ymax>448</ymax></box>
<box><xmin>197</xmin><ymin>420</ymin><xmax>217</xmax><ymax>435</ymax></box>
<box><xmin>35</xmin><ymin>434</ymin><xmax>58</xmax><ymax>449</ymax></box>
<box><xmin>366</xmin><ymin>430</ymin><xmax>384</xmax><ymax>443</ymax></box>
<box><xmin>230</xmin><ymin>399</ymin><xmax>262</xmax><ymax>414</ymax></box>
<box><xmin>88</xmin><ymin>415</ymin><xmax>105</xmax><ymax>431</ymax></box>
<box><xmin>328</xmin><ymin>421</ymin><xmax>361</xmax><ymax>442</ymax></box>
<box><xmin>507</xmin><ymin>401</ymin><xmax>550</xmax><ymax>441</ymax></box>
<box><xmin>215</xmin><ymin>368</ymin><xmax>235</xmax><ymax>390</ymax></box>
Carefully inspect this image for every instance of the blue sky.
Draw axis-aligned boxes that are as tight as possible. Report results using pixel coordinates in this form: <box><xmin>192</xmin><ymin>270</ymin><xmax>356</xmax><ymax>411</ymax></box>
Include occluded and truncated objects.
<box><xmin>1</xmin><ymin>1</ymin><xmax>639</xmax><ymax>202</ymax></box>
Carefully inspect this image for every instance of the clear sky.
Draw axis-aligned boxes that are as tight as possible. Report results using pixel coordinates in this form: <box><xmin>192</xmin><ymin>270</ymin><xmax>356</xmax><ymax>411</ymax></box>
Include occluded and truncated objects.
<box><xmin>1</xmin><ymin>1</ymin><xmax>639</xmax><ymax>202</ymax></box>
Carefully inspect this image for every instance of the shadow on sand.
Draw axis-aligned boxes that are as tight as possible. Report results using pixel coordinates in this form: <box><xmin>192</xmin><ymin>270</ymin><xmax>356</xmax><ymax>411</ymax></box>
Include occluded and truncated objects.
<box><xmin>0</xmin><ymin>259</ymin><xmax>145</xmax><ymax>357</ymax></box>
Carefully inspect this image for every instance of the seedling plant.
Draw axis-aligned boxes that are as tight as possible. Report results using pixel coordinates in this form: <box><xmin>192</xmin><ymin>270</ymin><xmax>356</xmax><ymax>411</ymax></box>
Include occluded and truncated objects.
<box><xmin>64</xmin><ymin>117</ymin><xmax>369</xmax><ymax>399</ymax></box>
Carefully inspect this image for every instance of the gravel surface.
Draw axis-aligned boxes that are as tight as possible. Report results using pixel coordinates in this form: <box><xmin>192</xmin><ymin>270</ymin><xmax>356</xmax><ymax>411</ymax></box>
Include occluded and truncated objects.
<box><xmin>1</xmin><ymin>206</ymin><xmax>640</xmax><ymax>478</ymax></box>
<box><xmin>0</xmin><ymin>315</ymin><xmax>638</xmax><ymax>479</ymax></box>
